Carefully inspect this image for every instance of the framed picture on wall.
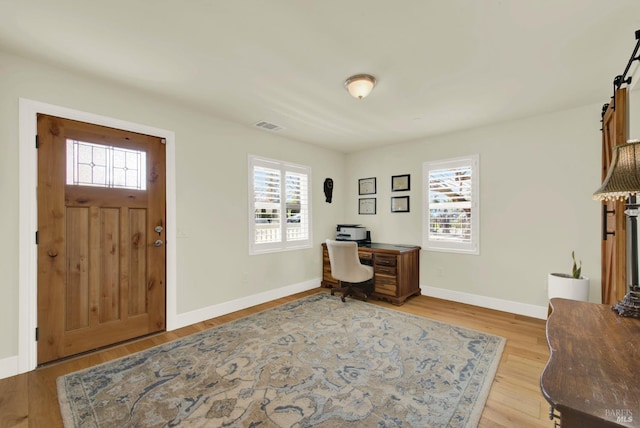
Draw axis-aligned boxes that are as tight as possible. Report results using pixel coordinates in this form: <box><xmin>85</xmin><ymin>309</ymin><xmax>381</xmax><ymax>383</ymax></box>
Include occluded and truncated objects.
<box><xmin>359</xmin><ymin>198</ymin><xmax>376</xmax><ymax>215</ymax></box>
<box><xmin>358</xmin><ymin>177</ymin><xmax>376</xmax><ymax>195</ymax></box>
<box><xmin>391</xmin><ymin>174</ymin><xmax>410</xmax><ymax>192</ymax></box>
<box><xmin>391</xmin><ymin>196</ymin><xmax>409</xmax><ymax>213</ymax></box>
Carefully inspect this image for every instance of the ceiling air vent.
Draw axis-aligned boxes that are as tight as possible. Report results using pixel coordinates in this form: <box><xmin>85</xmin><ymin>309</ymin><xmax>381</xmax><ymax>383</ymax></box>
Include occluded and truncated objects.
<box><xmin>254</xmin><ymin>121</ymin><xmax>284</xmax><ymax>132</ymax></box>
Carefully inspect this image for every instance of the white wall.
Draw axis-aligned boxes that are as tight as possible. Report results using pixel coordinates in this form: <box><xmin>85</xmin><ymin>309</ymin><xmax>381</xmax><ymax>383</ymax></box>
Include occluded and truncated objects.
<box><xmin>0</xmin><ymin>46</ymin><xmax>611</xmax><ymax>374</ymax></box>
<box><xmin>0</xmin><ymin>50</ymin><xmax>346</xmax><ymax>364</ymax></box>
<box><xmin>345</xmin><ymin>105</ymin><xmax>602</xmax><ymax>312</ymax></box>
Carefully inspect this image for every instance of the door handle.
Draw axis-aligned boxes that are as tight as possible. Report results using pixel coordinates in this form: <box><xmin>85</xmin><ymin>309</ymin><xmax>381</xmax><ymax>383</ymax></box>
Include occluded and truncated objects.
<box><xmin>154</xmin><ymin>239</ymin><xmax>164</xmax><ymax>247</ymax></box>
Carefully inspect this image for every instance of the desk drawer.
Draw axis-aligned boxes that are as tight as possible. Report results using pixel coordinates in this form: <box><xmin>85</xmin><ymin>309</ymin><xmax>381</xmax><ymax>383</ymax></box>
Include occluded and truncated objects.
<box><xmin>375</xmin><ymin>273</ymin><xmax>397</xmax><ymax>286</ymax></box>
<box><xmin>375</xmin><ymin>265</ymin><xmax>396</xmax><ymax>275</ymax></box>
<box><xmin>375</xmin><ymin>254</ymin><xmax>397</xmax><ymax>267</ymax></box>
<box><xmin>375</xmin><ymin>283</ymin><xmax>397</xmax><ymax>296</ymax></box>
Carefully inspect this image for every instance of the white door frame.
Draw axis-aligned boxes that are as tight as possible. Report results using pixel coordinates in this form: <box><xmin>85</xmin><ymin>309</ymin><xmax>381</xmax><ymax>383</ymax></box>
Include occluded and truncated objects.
<box><xmin>18</xmin><ymin>98</ymin><xmax>177</xmax><ymax>374</ymax></box>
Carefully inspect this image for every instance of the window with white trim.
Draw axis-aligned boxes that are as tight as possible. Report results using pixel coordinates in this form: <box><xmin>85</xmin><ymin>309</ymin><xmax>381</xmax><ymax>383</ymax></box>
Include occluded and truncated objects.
<box><xmin>423</xmin><ymin>155</ymin><xmax>479</xmax><ymax>254</ymax></box>
<box><xmin>249</xmin><ymin>155</ymin><xmax>312</xmax><ymax>254</ymax></box>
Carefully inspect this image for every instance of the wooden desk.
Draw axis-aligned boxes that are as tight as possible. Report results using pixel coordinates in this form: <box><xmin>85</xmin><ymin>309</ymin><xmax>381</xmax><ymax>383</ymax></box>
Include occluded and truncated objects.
<box><xmin>541</xmin><ymin>298</ymin><xmax>640</xmax><ymax>427</ymax></box>
<box><xmin>321</xmin><ymin>242</ymin><xmax>420</xmax><ymax>305</ymax></box>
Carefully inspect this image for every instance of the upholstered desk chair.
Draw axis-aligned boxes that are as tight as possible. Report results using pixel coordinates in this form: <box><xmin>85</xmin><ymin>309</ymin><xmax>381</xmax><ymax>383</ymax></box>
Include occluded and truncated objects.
<box><xmin>325</xmin><ymin>239</ymin><xmax>374</xmax><ymax>302</ymax></box>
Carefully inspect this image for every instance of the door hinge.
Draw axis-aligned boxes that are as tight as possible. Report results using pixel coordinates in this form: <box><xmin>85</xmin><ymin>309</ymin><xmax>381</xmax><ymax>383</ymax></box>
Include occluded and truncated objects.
<box><xmin>35</xmin><ymin>327</ymin><xmax>39</xmax><ymax>341</ymax></box>
<box><xmin>35</xmin><ymin>135</ymin><xmax>39</xmax><ymax>149</ymax></box>
<box><xmin>35</xmin><ymin>231</ymin><xmax>39</xmax><ymax>245</ymax></box>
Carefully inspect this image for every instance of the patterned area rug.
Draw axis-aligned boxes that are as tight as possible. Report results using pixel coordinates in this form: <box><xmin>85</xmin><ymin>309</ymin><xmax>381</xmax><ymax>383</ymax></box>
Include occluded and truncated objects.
<box><xmin>57</xmin><ymin>293</ymin><xmax>505</xmax><ymax>427</ymax></box>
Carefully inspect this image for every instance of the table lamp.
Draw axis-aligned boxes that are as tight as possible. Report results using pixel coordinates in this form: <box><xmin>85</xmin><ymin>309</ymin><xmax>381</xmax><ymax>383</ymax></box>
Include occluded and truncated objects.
<box><xmin>593</xmin><ymin>139</ymin><xmax>640</xmax><ymax>318</ymax></box>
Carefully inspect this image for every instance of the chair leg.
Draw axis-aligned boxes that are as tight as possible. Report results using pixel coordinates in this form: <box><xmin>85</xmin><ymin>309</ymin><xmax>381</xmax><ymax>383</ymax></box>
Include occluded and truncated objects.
<box><xmin>331</xmin><ymin>282</ymin><xmax>349</xmax><ymax>301</ymax></box>
<box><xmin>333</xmin><ymin>281</ymin><xmax>372</xmax><ymax>302</ymax></box>
<box><xmin>341</xmin><ymin>284</ymin><xmax>349</xmax><ymax>302</ymax></box>
<box><xmin>349</xmin><ymin>286</ymin><xmax>368</xmax><ymax>302</ymax></box>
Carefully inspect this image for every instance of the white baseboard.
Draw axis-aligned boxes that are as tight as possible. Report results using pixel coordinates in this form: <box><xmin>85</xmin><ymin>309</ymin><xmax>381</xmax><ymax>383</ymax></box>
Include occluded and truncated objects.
<box><xmin>0</xmin><ymin>356</ymin><xmax>19</xmax><ymax>380</ymax></box>
<box><xmin>421</xmin><ymin>285</ymin><xmax>548</xmax><ymax>320</ymax></box>
<box><xmin>0</xmin><ymin>280</ymin><xmax>543</xmax><ymax>380</ymax></box>
<box><xmin>0</xmin><ymin>279</ymin><xmax>320</xmax><ymax>381</ymax></box>
<box><xmin>172</xmin><ymin>278</ymin><xmax>321</xmax><ymax>329</ymax></box>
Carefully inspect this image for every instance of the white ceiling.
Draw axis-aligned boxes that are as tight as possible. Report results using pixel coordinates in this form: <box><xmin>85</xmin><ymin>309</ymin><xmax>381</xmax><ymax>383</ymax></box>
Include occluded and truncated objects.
<box><xmin>1</xmin><ymin>1</ymin><xmax>640</xmax><ymax>153</ymax></box>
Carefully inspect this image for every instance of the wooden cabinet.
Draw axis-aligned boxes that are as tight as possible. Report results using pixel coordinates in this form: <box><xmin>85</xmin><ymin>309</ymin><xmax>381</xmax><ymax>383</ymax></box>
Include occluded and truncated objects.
<box><xmin>541</xmin><ymin>298</ymin><xmax>640</xmax><ymax>427</ymax></box>
<box><xmin>322</xmin><ymin>242</ymin><xmax>421</xmax><ymax>305</ymax></box>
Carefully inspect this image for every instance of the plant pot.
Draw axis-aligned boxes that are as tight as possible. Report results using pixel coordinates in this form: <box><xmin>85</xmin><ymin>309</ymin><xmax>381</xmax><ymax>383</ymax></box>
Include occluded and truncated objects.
<box><xmin>548</xmin><ymin>273</ymin><xmax>590</xmax><ymax>302</ymax></box>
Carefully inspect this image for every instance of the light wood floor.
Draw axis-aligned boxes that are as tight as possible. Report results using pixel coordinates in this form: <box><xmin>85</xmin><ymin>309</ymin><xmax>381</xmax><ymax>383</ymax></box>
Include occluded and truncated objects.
<box><xmin>0</xmin><ymin>288</ymin><xmax>551</xmax><ymax>427</ymax></box>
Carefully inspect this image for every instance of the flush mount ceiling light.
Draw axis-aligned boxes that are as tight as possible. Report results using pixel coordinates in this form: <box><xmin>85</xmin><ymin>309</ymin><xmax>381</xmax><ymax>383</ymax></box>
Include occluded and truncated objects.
<box><xmin>345</xmin><ymin>74</ymin><xmax>376</xmax><ymax>99</ymax></box>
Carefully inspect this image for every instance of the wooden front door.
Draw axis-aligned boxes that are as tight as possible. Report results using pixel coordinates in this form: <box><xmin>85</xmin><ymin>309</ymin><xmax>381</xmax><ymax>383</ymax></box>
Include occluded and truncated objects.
<box><xmin>601</xmin><ymin>88</ymin><xmax>628</xmax><ymax>306</ymax></box>
<box><xmin>37</xmin><ymin>114</ymin><xmax>166</xmax><ymax>364</ymax></box>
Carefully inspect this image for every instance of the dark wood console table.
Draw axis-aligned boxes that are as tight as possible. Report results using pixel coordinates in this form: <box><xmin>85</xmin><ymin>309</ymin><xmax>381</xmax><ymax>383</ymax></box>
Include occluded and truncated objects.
<box><xmin>321</xmin><ymin>242</ymin><xmax>421</xmax><ymax>305</ymax></box>
<box><xmin>541</xmin><ymin>298</ymin><xmax>640</xmax><ymax>427</ymax></box>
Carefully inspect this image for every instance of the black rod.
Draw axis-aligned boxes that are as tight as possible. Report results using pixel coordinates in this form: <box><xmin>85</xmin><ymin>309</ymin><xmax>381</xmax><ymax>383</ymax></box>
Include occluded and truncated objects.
<box><xmin>610</xmin><ymin>30</ymin><xmax>640</xmax><ymax>110</ymax></box>
<box><xmin>630</xmin><ymin>213</ymin><xmax>639</xmax><ymax>286</ymax></box>
<box><xmin>615</xmin><ymin>29</ymin><xmax>640</xmax><ymax>90</ymax></box>
<box><xmin>602</xmin><ymin>204</ymin><xmax>615</xmax><ymax>241</ymax></box>
<box><xmin>629</xmin><ymin>196</ymin><xmax>639</xmax><ymax>286</ymax></box>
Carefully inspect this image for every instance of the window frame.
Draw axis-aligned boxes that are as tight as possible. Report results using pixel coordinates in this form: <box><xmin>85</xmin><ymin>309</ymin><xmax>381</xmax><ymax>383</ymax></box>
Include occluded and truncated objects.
<box><xmin>248</xmin><ymin>155</ymin><xmax>312</xmax><ymax>255</ymax></box>
<box><xmin>422</xmin><ymin>154</ymin><xmax>479</xmax><ymax>255</ymax></box>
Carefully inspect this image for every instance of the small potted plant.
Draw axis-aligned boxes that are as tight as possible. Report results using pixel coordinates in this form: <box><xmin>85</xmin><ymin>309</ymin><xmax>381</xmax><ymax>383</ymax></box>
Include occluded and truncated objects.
<box><xmin>548</xmin><ymin>251</ymin><xmax>590</xmax><ymax>302</ymax></box>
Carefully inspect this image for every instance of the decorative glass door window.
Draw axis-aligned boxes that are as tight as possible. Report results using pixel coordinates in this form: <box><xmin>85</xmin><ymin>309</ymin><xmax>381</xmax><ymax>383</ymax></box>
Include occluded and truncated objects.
<box><xmin>66</xmin><ymin>139</ymin><xmax>147</xmax><ymax>190</ymax></box>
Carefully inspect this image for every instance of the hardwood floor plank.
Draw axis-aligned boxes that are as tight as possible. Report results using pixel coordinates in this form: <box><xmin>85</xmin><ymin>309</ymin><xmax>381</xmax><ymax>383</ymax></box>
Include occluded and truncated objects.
<box><xmin>0</xmin><ymin>375</ymin><xmax>28</xmax><ymax>427</ymax></box>
<box><xmin>0</xmin><ymin>288</ymin><xmax>551</xmax><ymax>427</ymax></box>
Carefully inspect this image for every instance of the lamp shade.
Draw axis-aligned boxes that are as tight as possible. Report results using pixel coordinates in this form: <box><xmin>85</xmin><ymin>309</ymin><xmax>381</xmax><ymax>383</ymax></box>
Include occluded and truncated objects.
<box><xmin>594</xmin><ymin>140</ymin><xmax>640</xmax><ymax>201</ymax></box>
<box><xmin>345</xmin><ymin>74</ymin><xmax>376</xmax><ymax>99</ymax></box>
